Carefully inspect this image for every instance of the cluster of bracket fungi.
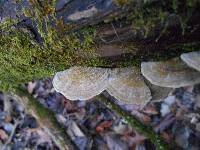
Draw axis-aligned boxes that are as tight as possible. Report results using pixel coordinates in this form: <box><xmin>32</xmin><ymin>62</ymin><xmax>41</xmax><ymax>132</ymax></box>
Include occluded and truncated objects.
<box><xmin>53</xmin><ymin>51</ymin><xmax>200</xmax><ymax>106</ymax></box>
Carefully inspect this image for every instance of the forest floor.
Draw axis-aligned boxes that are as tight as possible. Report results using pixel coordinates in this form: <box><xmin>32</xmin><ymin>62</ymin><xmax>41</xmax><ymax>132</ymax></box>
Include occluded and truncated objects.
<box><xmin>1</xmin><ymin>78</ymin><xmax>200</xmax><ymax>150</ymax></box>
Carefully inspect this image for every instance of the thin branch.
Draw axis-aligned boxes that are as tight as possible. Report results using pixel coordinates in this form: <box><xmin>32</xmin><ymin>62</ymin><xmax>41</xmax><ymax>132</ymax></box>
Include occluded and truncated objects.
<box><xmin>98</xmin><ymin>35</ymin><xmax>116</xmax><ymax>44</ymax></box>
<box><xmin>111</xmin><ymin>23</ymin><xmax>122</xmax><ymax>42</ymax></box>
<box><xmin>97</xmin><ymin>95</ymin><xmax>170</xmax><ymax>150</ymax></box>
<box><xmin>14</xmin><ymin>87</ymin><xmax>76</xmax><ymax>150</ymax></box>
<box><xmin>2</xmin><ymin>120</ymin><xmax>21</xmax><ymax>150</ymax></box>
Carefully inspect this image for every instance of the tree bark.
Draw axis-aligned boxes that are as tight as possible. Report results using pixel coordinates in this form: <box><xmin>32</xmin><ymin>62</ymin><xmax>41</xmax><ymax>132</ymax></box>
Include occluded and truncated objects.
<box><xmin>2</xmin><ymin>0</ymin><xmax>200</xmax><ymax>61</ymax></box>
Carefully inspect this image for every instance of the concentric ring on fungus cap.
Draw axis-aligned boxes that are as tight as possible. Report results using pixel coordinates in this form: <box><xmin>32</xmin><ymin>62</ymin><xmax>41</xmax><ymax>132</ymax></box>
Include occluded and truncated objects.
<box><xmin>181</xmin><ymin>51</ymin><xmax>200</xmax><ymax>72</ymax></box>
<box><xmin>52</xmin><ymin>66</ymin><xmax>110</xmax><ymax>100</ymax></box>
<box><xmin>141</xmin><ymin>58</ymin><xmax>200</xmax><ymax>88</ymax></box>
<box><xmin>106</xmin><ymin>67</ymin><xmax>152</xmax><ymax>105</ymax></box>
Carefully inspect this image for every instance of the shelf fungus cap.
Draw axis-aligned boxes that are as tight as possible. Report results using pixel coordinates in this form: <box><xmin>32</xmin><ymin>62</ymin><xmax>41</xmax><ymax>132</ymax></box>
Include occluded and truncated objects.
<box><xmin>52</xmin><ymin>66</ymin><xmax>110</xmax><ymax>100</ymax></box>
<box><xmin>144</xmin><ymin>79</ymin><xmax>172</xmax><ymax>101</ymax></box>
<box><xmin>141</xmin><ymin>58</ymin><xmax>200</xmax><ymax>88</ymax></box>
<box><xmin>181</xmin><ymin>51</ymin><xmax>200</xmax><ymax>72</ymax></box>
<box><xmin>106</xmin><ymin>67</ymin><xmax>152</xmax><ymax>105</ymax></box>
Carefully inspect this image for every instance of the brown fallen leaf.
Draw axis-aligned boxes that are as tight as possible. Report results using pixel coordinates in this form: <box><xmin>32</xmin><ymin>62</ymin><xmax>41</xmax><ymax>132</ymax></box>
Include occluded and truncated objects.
<box><xmin>0</xmin><ymin>129</ymin><xmax>9</xmax><ymax>142</ymax></box>
<box><xmin>104</xmin><ymin>133</ymin><xmax>129</xmax><ymax>150</ymax></box>
<box><xmin>131</xmin><ymin>110</ymin><xmax>151</xmax><ymax>124</ymax></box>
<box><xmin>62</xmin><ymin>99</ymin><xmax>78</xmax><ymax>113</ymax></box>
<box><xmin>121</xmin><ymin>130</ymin><xmax>146</xmax><ymax>147</ymax></box>
<box><xmin>142</xmin><ymin>104</ymin><xmax>158</xmax><ymax>115</ymax></box>
<box><xmin>161</xmin><ymin>132</ymin><xmax>173</xmax><ymax>143</ymax></box>
<box><xmin>154</xmin><ymin>114</ymin><xmax>175</xmax><ymax>133</ymax></box>
<box><xmin>175</xmin><ymin>108</ymin><xmax>186</xmax><ymax>120</ymax></box>
<box><xmin>96</xmin><ymin>121</ymin><xmax>113</xmax><ymax>133</ymax></box>
<box><xmin>4</xmin><ymin>115</ymin><xmax>12</xmax><ymax>123</ymax></box>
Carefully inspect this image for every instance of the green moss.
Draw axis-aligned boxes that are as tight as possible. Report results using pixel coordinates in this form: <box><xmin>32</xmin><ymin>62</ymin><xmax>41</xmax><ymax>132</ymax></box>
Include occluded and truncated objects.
<box><xmin>15</xmin><ymin>86</ymin><xmax>74</xmax><ymax>149</ymax></box>
<box><xmin>0</xmin><ymin>27</ymin><xmax>98</xmax><ymax>91</ymax></box>
<box><xmin>0</xmin><ymin>0</ymin><xmax>99</xmax><ymax>91</ymax></box>
<box><xmin>0</xmin><ymin>28</ymin><xmax>51</xmax><ymax>91</ymax></box>
<box><xmin>0</xmin><ymin>0</ymin><xmax>142</xmax><ymax>92</ymax></box>
<box><xmin>168</xmin><ymin>42</ymin><xmax>200</xmax><ymax>52</ymax></box>
<box><xmin>125</xmin><ymin>0</ymin><xmax>200</xmax><ymax>37</ymax></box>
<box><xmin>114</xmin><ymin>0</ymin><xmax>132</xmax><ymax>6</ymax></box>
<box><xmin>98</xmin><ymin>95</ymin><xmax>170</xmax><ymax>150</ymax></box>
<box><xmin>0</xmin><ymin>0</ymin><xmax>200</xmax><ymax>92</ymax></box>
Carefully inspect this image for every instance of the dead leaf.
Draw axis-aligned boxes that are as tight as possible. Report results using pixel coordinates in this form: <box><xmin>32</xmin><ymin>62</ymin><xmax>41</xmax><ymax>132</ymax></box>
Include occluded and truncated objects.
<box><xmin>96</xmin><ymin>121</ymin><xmax>113</xmax><ymax>133</ymax></box>
<box><xmin>4</xmin><ymin>115</ymin><xmax>12</xmax><ymax>123</ymax></box>
<box><xmin>121</xmin><ymin>131</ymin><xmax>146</xmax><ymax>147</ymax></box>
<box><xmin>131</xmin><ymin>110</ymin><xmax>151</xmax><ymax>123</ymax></box>
<box><xmin>0</xmin><ymin>129</ymin><xmax>8</xmax><ymax>142</ymax></box>
<box><xmin>142</xmin><ymin>104</ymin><xmax>158</xmax><ymax>115</ymax></box>
<box><xmin>154</xmin><ymin>114</ymin><xmax>175</xmax><ymax>132</ymax></box>
<box><xmin>161</xmin><ymin>132</ymin><xmax>173</xmax><ymax>143</ymax></box>
<box><xmin>27</xmin><ymin>81</ymin><xmax>37</xmax><ymax>94</ymax></box>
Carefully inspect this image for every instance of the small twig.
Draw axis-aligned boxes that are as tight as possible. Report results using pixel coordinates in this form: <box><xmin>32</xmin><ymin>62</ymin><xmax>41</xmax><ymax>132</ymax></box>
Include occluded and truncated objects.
<box><xmin>98</xmin><ymin>23</ymin><xmax>122</xmax><ymax>44</ymax></box>
<box><xmin>111</xmin><ymin>23</ymin><xmax>122</xmax><ymax>42</ymax></box>
<box><xmin>55</xmin><ymin>0</ymin><xmax>73</xmax><ymax>12</ymax></box>
<box><xmin>154</xmin><ymin>114</ymin><xmax>175</xmax><ymax>133</ymax></box>
<box><xmin>2</xmin><ymin>120</ymin><xmax>21</xmax><ymax>150</ymax></box>
<box><xmin>98</xmin><ymin>35</ymin><xmax>116</xmax><ymax>44</ymax></box>
<box><xmin>15</xmin><ymin>87</ymin><xmax>76</xmax><ymax>150</ymax></box>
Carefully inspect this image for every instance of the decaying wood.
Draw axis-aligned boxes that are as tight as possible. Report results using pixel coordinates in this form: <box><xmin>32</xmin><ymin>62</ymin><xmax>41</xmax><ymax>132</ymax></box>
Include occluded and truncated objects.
<box><xmin>11</xmin><ymin>90</ymin><xmax>75</xmax><ymax>150</ymax></box>
<box><xmin>2</xmin><ymin>0</ymin><xmax>200</xmax><ymax>61</ymax></box>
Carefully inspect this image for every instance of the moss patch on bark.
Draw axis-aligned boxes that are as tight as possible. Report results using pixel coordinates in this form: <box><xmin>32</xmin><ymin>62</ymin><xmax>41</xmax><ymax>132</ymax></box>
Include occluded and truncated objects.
<box><xmin>0</xmin><ymin>0</ymin><xmax>200</xmax><ymax>91</ymax></box>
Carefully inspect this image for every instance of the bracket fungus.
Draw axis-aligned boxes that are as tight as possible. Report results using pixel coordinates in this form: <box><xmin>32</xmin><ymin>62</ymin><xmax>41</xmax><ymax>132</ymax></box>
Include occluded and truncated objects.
<box><xmin>52</xmin><ymin>66</ymin><xmax>110</xmax><ymax>100</ymax></box>
<box><xmin>181</xmin><ymin>51</ymin><xmax>200</xmax><ymax>72</ymax></box>
<box><xmin>53</xmin><ymin>67</ymin><xmax>152</xmax><ymax>105</ymax></box>
<box><xmin>144</xmin><ymin>79</ymin><xmax>172</xmax><ymax>101</ymax></box>
<box><xmin>107</xmin><ymin>67</ymin><xmax>152</xmax><ymax>105</ymax></box>
<box><xmin>141</xmin><ymin>58</ymin><xmax>200</xmax><ymax>88</ymax></box>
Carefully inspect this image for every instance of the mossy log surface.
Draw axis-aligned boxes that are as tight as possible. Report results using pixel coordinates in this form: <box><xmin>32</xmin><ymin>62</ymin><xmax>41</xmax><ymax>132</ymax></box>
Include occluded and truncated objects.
<box><xmin>0</xmin><ymin>0</ymin><xmax>200</xmax><ymax>90</ymax></box>
<box><xmin>0</xmin><ymin>1</ymin><xmax>199</xmax><ymax>149</ymax></box>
